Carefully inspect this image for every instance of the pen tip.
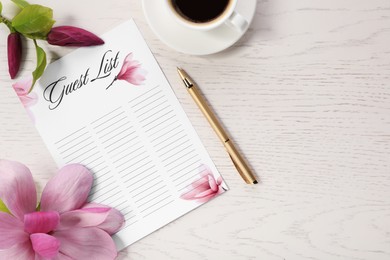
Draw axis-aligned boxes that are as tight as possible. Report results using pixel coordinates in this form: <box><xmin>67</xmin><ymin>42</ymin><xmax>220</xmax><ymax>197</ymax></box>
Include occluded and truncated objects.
<box><xmin>253</xmin><ymin>180</ymin><xmax>258</xmax><ymax>184</ymax></box>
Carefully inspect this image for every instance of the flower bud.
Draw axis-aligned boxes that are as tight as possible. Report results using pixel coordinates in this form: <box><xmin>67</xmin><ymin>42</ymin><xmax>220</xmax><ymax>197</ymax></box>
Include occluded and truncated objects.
<box><xmin>47</xmin><ymin>26</ymin><xmax>104</xmax><ymax>47</ymax></box>
<box><xmin>7</xmin><ymin>32</ymin><xmax>22</xmax><ymax>79</ymax></box>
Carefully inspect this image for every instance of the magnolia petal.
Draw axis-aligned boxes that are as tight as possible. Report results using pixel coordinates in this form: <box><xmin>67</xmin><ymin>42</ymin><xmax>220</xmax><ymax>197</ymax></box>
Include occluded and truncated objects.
<box><xmin>57</xmin><ymin>207</ymin><xmax>111</xmax><ymax>230</ymax></box>
<box><xmin>181</xmin><ymin>183</ymin><xmax>210</xmax><ymax>200</ymax></box>
<box><xmin>53</xmin><ymin>227</ymin><xmax>117</xmax><ymax>260</ymax></box>
<box><xmin>0</xmin><ymin>160</ymin><xmax>37</xmax><ymax>220</ymax></box>
<box><xmin>40</xmin><ymin>164</ymin><xmax>93</xmax><ymax>213</ymax></box>
<box><xmin>118</xmin><ymin>67</ymin><xmax>146</xmax><ymax>85</ymax></box>
<box><xmin>0</xmin><ymin>212</ymin><xmax>28</xmax><ymax>249</ymax></box>
<box><xmin>191</xmin><ymin>175</ymin><xmax>209</xmax><ymax>188</ymax></box>
<box><xmin>116</xmin><ymin>53</ymin><xmax>133</xmax><ymax>79</ymax></box>
<box><xmin>12</xmin><ymin>77</ymin><xmax>32</xmax><ymax>96</ymax></box>
<box><xmin>36</xmin><ymin>252</ymin><xmax>73</xmax><ymax>260</ymax></box>
<box><xmin>54</xmin><ymin>252</ymin><xmax>73</xmax><ymax>260</ymax></box>
<box><xmin>216</xmin><ymin>176</ymin><xmax>223</xmax><ymax>185</ymax></box>
<box><xmin>116</xmin><ymin>52</ymin><xmax>147</xmax><ymax>85</ymax></box>
<box><xmin>12</xmin><ymin>77</ymin><xmax>37</xmax><ymax>107</ymax></box>
<box><xmin>208</xmin><ymin>174</ymin><xmax>218</xmax><ymax>192</ymax></box>
<box><xmin>30</xmin><ymin>233</ymin><xmax>60</xmax><ymax>259</ymax></box>
<box><xmin>196</xmin><ymin>192</ymin><xmax>218</xmax><ymax>203</ymax></box>
<box><xmin>127</xmin><ymin>69</ymin><xmax>147</xmax><ymax>85</ymax></box>
<box><xmin>0</xmin><ymin>240</ymin><xmax>35</xmax><ymax>260</ymax></box>
<box><xmin>24</xmin><ymin>211</ymin><xmax>60</xmax><ymax>234</ymax></box>
<box><xmin>194</xmin><ymin>188</ymin><xmax>215</xmax><ymax>199</ymax></box>
<box><xmin>82</xmin><ymin>203</ymin><xmax>125</xmax><ymax>234</ymax></box>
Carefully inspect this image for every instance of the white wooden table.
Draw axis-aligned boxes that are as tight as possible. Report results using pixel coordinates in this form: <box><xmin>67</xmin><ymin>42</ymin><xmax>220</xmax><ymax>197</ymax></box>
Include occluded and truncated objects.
<box><xmin>1</xmin><ymin>0</ymin><xmax>389</xmax><ymax>259</ymax></box>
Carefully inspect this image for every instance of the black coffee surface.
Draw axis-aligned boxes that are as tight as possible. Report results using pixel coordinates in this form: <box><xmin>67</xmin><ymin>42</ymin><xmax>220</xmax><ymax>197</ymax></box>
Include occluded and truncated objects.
<box><xmin>173</xmin><ymin>0</ymin><xmax>230</xmax><ymax>23</ymax></box>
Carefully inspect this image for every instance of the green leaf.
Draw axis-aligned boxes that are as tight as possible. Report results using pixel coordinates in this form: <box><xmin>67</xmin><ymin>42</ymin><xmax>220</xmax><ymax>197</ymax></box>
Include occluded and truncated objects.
<box><xmin>11</xmin><ymin>0</ymin><xmax>30</xmax><ymax>9</ymax></box>
<box><xmin>0</xmin><ymin>2</ymin><xmax>3</xmax><ymax>14</ymax></box>
<box><xmin>12</xmin><ymin>4</ymin><xmax>55</xmax><ymax>39</ymax></box>
<box><xmin>30</xmin><ymin>40</ymin><xmax>47</xmax><ymax>92</ymax></box>
<box><xmin>0</xmin><ymin>199</ymin><xmax>11</xmax><ymax>214</ymax></box>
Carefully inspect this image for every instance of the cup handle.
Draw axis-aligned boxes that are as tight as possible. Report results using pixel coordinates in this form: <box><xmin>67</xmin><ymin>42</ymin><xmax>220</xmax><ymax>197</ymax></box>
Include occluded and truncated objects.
<box><xmin>225</xmin><ymin>11</ymin><xmax>248</xmax><ymax>32</ymax></box>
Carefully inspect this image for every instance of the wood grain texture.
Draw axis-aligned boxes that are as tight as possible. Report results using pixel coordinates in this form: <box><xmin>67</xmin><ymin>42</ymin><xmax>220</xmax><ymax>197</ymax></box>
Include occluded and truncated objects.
<box><xmin>1</xmin><ymin>0</ymin><xmax>389</xmax><ymax>259</ymax></box>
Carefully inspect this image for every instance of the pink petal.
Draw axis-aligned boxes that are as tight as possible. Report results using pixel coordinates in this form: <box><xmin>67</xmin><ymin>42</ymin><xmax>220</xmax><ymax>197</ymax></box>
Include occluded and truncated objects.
<box><xmin>127</xmin><ymin>69</ymin><xmax>147</xmax><ymax>85</ymax></box>
<box><xmin>54</xmin><ymin>252</ymin><xmax>74</xmax><ymax>260</ymax></box>
<box><xmin>191</xmin><ymin>175</ymin><xmax>209</xmax><ymax>188</ymax></box>
<box><xmin>57</xmin><ymin>207</ymin><xmax>111</xmax><ymax>231</ymax></box>
<box><xmin>30</xmin><ymin>233</ymin><xmax>60</xmax><ymax>258</ymax></box>
<box><xmin>19</xmin><ymin>92</ymin><xmax>38</xmax><ymax>107</ymax></box>
<box><xmin>35</xmin><ymin>252</ymin><xmax>73</xmax><ymax>260</ymax></box>
<box><xmin>116</xmin><ymin>53</ymin><xmax>133</xmax><ymax>78</ymax></box>
<box><xmin>116</xmin><ymin>53</ymin><xmax>147</xmax><ymax>85</ymax></box>
<box><xmin>0</xmin><ymin>240</ymin><xmax>35</xmax><ymax>260</ymax></box>
<box><xmin>194</xmin><ymin>188</ymin><xmax>215</xmax><ymax>199</ymax></box>
<box><xmin>12</xmin><ymin>77</ymin><xmax>32</xmax><ymax>96</ymax></box>
<box><xmin>208</xmin><ymin>174</ymin><xmax>218</xmax><ymax>192</ymax></box>
<box><xmin>0</xmin><ymin>160</ymin><xmax>37</xmax><ymax>220</ymax></box>
<box><xmin>216</xmin><ymin>176</ymin><xmax>223</xmax><ymax>185</ymax></box>
<box><xmin>181</xmin><ymin>181</ymin><xmax>210</xmax><ymax>200</ymax></box>
<box><xmin>12</xmin><ymin>77</ymin><xmax>37</xmax><ymax>108</ymax></box>
<box><xmin>118</xmin><ymin>67</ymin><xmax>147</xmax><ymax>85</ymax></box>
<box><xmin>24</xmin><ymin>211</ymin><xmax>60</xmax><ymax>234</ymax></box>
<box><xmin>40</xmin><ymin>164</ymin><xmax>93</xmax><ymax>213</ymax></box>
<box><xmin>195</xmin><ymin>192</ymin><xmax>218</xmax><ymax>203</ymax></box>
<box><xmin>81</xmin><ymin>203</ymin><xmax>125</xmax><ymax>234</ymax></box>
<box><xmin>0</xmin><ymin>212</ymin><xmax>29</xmax><ymax>249</ymax></box>
<box><xmin>53</xmin><ymin>227</ymin><xmax>117</xmax><ymax>260</ymax></box>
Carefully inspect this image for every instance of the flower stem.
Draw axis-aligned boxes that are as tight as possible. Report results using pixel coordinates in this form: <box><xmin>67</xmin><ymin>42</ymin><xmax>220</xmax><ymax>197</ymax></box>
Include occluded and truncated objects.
<box><xmin>106</xmin><ymin>76</ymin><xmax>117</xmax><ymax>90</ymax></box>
<box><xmin>0</xmin><ymin>14</ymin><xmax>15</xmax><ymax>32</ymax></box>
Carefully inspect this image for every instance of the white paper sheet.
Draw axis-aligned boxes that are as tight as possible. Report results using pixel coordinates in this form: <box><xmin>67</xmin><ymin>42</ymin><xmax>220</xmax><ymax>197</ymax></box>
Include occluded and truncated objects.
<box><xmin>24</xmin><ymin>20</ymin><xmax>227</xmax><ymax>250</ymax></box>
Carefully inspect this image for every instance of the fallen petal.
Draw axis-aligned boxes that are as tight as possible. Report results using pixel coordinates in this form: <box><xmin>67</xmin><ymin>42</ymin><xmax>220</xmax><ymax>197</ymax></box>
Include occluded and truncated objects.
<box><xmin>0</xmin><ymin>212</ymin><xmax>29</xmax><ymax>249</ymax></box>
<box><xmin>40</xmin><ymin>164</ymin><xmax>93</xmax><ymax>213</ymax></box>
<box><xmin>12</xmin><ymin>77</ymin><xmax>37</xmax><ymax>108</ymax></box>
<box><xmin>0</xmin><ymin>160</ymin><xmax>37</xmax><ymax>221</ymax></box>
<box><xmin>53</xmin><ymin>227</ymin><xmax>117</xmax><ymax>260</ymax></box>
<box><xmin>30</xmin><ymin>233</ymin><xmax>60</xmax><ymax>258</ymax></box>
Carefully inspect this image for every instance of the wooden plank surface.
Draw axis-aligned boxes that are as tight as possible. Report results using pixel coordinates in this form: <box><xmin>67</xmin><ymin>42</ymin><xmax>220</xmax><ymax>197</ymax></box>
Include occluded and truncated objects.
<box><xmin>0</xmin><ymin>0</ymin><xmax>389</xmax><ymax>259</ymax></box>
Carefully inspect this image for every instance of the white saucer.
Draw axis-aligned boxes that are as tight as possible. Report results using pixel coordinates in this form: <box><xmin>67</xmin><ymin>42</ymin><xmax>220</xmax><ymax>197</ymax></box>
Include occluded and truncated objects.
<box><xmin>142</xmin><ymin>0</ymin><xmax>257</xmax><ymax>55</ymax></box>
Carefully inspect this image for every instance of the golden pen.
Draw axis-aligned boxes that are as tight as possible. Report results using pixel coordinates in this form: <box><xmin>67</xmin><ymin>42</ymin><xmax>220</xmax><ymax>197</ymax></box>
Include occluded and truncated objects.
<box><xmin>177</xmin><ymin>67</ymin><xmax>258</xmax><ymax>184</ymax></box>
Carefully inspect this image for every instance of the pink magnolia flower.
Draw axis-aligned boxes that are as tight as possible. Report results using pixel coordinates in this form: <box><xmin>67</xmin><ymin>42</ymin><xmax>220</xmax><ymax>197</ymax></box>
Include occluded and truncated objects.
<box><xmin>0</xmin><ymin>160</ymin><xmax>124</xmax><ymax>260</ymax></box>
<box><xmin>12</xmin><ymin>77</ymin><xmax>37</xmax><ymax>122</ymax></box>
<box><xmin>181</xmin><ymin>166</ymin><xmax>225</xmax><ymax>203</ymax></box>
<box><xmin>106</xmin><ymin>52</ymin><xmax>147</xmax><ymax>89</ymax></box>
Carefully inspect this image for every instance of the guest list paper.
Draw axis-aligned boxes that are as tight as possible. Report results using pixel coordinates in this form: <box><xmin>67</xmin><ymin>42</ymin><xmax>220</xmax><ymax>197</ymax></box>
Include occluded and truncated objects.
<box><xmin>25</xmin><ymin>20</ymin><xmax>227</xmax><ymax>250</ymax></box>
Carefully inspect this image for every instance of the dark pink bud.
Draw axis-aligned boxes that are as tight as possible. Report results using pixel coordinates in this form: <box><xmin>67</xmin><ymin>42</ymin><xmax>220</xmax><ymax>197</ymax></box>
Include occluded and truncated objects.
<box><xmin>7</xmin><ymin>32</ymin><xmax>22</xmax><ymax>79</ymax></box>
<box><xmin>47</xmin><ymin>26</ymin><xmax>104</xmax><ymax>47</ymax></box>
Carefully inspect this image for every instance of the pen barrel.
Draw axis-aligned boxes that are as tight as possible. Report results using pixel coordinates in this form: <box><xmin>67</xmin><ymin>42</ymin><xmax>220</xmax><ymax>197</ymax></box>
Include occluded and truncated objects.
<box><xmin>187</xmin><ymin>86</ymin><xmax>229</xmax><ymax>143</ymax></box>
<box><xmin>224</xmin><ymin>140</ymin><xmax>256</xmax><ymax>184</ymax></box>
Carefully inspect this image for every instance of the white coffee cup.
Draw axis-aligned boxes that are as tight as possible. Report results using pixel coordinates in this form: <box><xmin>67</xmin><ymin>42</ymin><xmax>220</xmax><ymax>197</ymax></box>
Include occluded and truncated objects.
<box><xmin>164</xmin><ymin>0</ymin><xmax>248</xmax><ymax>32</ymax></box>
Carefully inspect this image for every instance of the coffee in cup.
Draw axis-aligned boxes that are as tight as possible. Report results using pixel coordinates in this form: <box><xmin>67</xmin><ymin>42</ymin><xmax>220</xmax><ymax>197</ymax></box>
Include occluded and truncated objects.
<box><xmin>166</xmin><ymin>0</ymin><xmax>248</xmax><ymax>32</ymax></box>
